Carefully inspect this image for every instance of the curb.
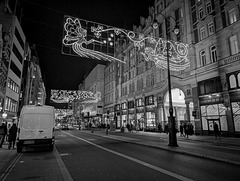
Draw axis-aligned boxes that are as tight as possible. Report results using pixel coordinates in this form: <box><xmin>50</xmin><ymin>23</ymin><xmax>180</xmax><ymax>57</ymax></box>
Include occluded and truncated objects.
<box><xmin>82</xmin><ymin>130</ymin><xmax>240</xmax><ymax>166</ymax></box>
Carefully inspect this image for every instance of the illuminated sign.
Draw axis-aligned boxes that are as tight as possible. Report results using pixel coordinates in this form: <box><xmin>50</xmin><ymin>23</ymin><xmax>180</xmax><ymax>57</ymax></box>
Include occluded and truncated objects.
<box><xmin>50</xmin><ymin>90</ymin><xmax>101</xmax><ymax>103</ymax></box>
<box><xmin>62</xmin><ymin>15</ymin><xmax>189</xmax><ymax>71</ymax></box>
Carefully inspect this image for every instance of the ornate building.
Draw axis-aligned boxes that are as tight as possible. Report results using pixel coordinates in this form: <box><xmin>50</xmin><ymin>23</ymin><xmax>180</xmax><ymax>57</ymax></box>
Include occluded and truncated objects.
<box><xmin>103</xmin><ymin>0</ymin><xmax>240</xmax><ymax>137</ymax></box>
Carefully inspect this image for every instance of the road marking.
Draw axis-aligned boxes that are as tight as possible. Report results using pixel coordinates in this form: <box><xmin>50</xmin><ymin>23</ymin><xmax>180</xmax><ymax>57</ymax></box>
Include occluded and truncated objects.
<box><xmin>59</xmin><ymin>153</ymin><xmax>70</xmax><ymax>157</ymax></box>
<box><xmin>63</xmin><ymin>131</ymin><xmax>193</xmax><ymax>181</ymax></box>
<box><xmin>0</xmin><ymin>153</ymin><xmax>22</xmax><ymax>181</ymax></box>
<box><xmin>102</xmin><ymin>135</ymin><xmax>139</xmax><ymax>141</ymax></box>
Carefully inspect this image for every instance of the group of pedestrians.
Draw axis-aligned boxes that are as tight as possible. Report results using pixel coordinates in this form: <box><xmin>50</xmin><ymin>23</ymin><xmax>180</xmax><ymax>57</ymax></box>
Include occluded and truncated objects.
<box><xmin>180</xmin><ymin>122</ymin><xmax>194</xmax><ymax>138</ymax></box>
<box><xmin>0</xmin><ymin>122</ymin><xmax>18</xmax><ymax>149</ymax></box>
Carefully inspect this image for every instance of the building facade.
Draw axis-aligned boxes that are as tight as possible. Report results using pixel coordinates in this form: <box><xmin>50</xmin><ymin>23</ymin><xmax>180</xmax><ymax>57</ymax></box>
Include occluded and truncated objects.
<box><xmin>189</xmin><ymin>0</ymin><xmax>240</xmax><ymax>136</ymax></box>
<box><xmin>101</xmin><ymin>0</ymin><xmax>240</xmax><ymax>137</ymax></box>
<box><xmin>0</xmin><ymin>0</ymin><xmax>46</xmax><ymax>124</ymax></box>
<box><xmin>0</xmin><ymin>5</ymin><xmax>26</xmax><ymax>122</ymax></box>
<box><xmin>107</xmin><ymin>0</ymin><xmax>195</xmax><ymax>132</ymax></box>
<box><xmin>75</xmin><ymin>64</ymin><xmax>105</xmax><ymax>127</ymax></box>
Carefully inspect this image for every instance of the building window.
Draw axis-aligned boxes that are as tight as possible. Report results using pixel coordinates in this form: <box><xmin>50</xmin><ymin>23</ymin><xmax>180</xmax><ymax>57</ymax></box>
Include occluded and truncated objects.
<box><xmin>206</xmin><ymin>2</ymin><xmax>212</xmax><ymax>14</ymax></box>
<box><xmin>208</xmin><ymin>22</ymin><xmax>214</xmax><ymax>35</ymax></box>
<box><xmin>229</xmin><ymin>35</ymin><xmax>239</xmax><ymax>55</ymax></box>
<box><xmin>229</xmin><ymin>75</ymin><xmax>237</xmax><ymax>89</ymax></box>
<box><xmin>200</xmin><ymin>27</ymin><xmax>206</xmax><ymax>40</ymax></box>
<box><xmin>199</xmin><ymin>7</ymin><xmax>203</xmax><ymax>19</ymax></box>
<box><xmin>228</xmin><ymin>8</ymin><xmax>237</xmax><ymax>24</ymax></box>
<box><xmin>210</xmin><ymin>45</ymin><xmax>217</xmax><ymax>63</ymax></box>
<box><xmin>200</xmin><ymin>50</ymin><xmax>206</xmax><ymax>66</ymax></box>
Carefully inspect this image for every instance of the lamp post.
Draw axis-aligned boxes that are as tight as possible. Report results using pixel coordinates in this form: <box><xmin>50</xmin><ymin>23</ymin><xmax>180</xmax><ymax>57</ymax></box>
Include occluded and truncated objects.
<box><xmin>153</xmin><ymin>14</ymin><xmax>179</xmax><ymax>147</ymax></box>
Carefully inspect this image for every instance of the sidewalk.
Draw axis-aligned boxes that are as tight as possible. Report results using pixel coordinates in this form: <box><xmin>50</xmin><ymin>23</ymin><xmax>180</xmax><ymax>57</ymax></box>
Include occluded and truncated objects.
<box><xmin>0</xmin><ymin>141</ymin><xmax>17</xmax><ymax>173</ymax></box>
<box><xmin>82</xmin><ymin>129</ymin><xmax>240</xmax><ymax>166</ymax></box>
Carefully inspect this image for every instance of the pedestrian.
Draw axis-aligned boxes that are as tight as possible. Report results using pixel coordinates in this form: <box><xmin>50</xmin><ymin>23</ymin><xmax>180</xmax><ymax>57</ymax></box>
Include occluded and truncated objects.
<box><xmin>180</xmin><ymin>123</ymin><xmax>184</xmax><ymax>137</ymax></box>
<box><xmin>164</xmin><ymin>124</ymin><xmax>169</xmax><ymax>134</ymax></box>
<box><xmin>7</xmin><ymin>123</ymin><xmax>11</xmax><ymax>142</ymax></box>
<box><xmin>158</xmin><ymin>123</ymin><xmax>162</xmax><ymax>133</ymax></box>
<box><xmin>184</xmin><ymin>123</ymin><xmax>189</xmax><ymax>138</ymax></box>
<box><xmin>214</xmin><ymin>122</ymin><xmax>221</xmax><ymax>139</ymax></box>
<box><xmin>0</xmin><ymin>123</ymin><xmax>7</xmax><ymax>148</ymax></box>
<box><xmin>126</xmin><ymin>123</ymin><xmax>130</xmax><ymax>132</ymax></box>
<box><xmin>8</xmin><ymin>123</ymin><xmax>18</xmax><ymax>149</ymax></box>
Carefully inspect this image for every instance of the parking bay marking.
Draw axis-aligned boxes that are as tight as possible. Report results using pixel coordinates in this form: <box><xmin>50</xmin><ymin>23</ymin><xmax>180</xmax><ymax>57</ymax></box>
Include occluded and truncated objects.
<box><xmin>63</xmin><ymin>131</ymin><xmax>193</xmax><ymax>181</ymax></box>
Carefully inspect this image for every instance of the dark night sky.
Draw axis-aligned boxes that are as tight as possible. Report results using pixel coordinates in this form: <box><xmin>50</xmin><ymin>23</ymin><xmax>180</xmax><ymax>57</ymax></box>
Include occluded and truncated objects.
<box><xmin>19</xmin><ymin>0</ymin><xmax>154</xmax><ymax>102</ymax></box>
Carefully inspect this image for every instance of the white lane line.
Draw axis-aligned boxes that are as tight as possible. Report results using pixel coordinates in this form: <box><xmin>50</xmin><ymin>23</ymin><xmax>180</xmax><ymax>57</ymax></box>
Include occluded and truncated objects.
<box><xmin>0</xmin><ymin>153</ymin><xmax>22</xmax><ymax>181</ymax></box>
<box><xmin>63</xmin><ymin>131</ymin><xmax>193</xmax><ymax>181</ymax></box>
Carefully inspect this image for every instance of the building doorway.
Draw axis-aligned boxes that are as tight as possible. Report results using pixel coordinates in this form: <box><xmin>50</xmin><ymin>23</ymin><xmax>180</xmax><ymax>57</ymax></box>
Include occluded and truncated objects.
<box><xmin>207</xmin><ymin>119</ymin><xmax>221</xmax><ymax>135</ymax></box>
<box><xmin>164</xmin><ymin>88</ymin><xmax>189</xmax><ymax>129</ymax></box>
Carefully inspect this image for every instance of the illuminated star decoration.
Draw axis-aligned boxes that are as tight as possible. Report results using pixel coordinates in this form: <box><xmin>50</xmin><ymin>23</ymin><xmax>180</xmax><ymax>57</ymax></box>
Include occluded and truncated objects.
<box><xmin>62</xmin><ymin>16</ymin><xmax>189</xmax><ymax>71</ymax></box>
<box><xmin>50</xmin><ymin>90</ymin><xmax>101</xmax><ymax>103</ymax></box>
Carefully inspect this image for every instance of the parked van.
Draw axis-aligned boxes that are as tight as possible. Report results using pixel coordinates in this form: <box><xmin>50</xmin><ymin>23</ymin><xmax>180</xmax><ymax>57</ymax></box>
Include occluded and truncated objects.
<box><xmin>17</xmin><ymin>104</ymin><xmax>55</xmax><ymax>153</ymax></box>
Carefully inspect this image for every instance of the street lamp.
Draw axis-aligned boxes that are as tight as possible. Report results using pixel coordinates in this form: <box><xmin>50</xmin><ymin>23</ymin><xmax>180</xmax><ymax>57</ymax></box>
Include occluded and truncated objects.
<box><xmin>2</xmin><ymin>112</ymin><xmax>7</xmax><ymax>119</ymax></box>
<box><xmin>153</xmin><ymin>13</ymin><xmax>179</xmax><ymax>147</ymax></box>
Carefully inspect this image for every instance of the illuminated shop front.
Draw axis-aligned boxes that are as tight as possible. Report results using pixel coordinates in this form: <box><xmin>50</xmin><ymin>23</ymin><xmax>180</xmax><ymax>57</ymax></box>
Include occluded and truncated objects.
<box><xmin>136</xmin><ymin>98</ymin><xmax>144</xmax><ymax>130</ymax></box>
<box><xmin>198</xmin><ymin>77</ymin><xmax>228</xmax><ymax>135</ymax></box>
<box><xmin>121</xmin><ymin>102</ymin><xmax>127</xmax><ymax>127</ymax></box>
<box><xmin>145</xmin><ymin>95</ymin><xmax>156</xmax><ymax>130</ymax></box>
<box><xmin>228</xmin><ymin>71</ymin><xmax>240</xmax><ymax>136</ymax></box>
<box><xmin>114</xmin><ymin>104</ymin><xmax>121</xmax><ymax>129</ymax></box>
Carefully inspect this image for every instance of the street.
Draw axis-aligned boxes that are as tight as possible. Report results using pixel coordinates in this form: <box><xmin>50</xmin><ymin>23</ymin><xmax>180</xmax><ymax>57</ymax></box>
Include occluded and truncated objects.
<box><xmin>1</xmin><ymin>129</ymin><xmax>240</xmax><ymax>181</ymax></box>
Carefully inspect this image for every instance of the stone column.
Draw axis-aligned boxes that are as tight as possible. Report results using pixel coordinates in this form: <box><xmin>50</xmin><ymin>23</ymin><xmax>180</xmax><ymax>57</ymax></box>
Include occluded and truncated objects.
<box><xmin>185</xmin><ymin>101</ymin><xmax>190</xmax><ymax>123</ymax></box>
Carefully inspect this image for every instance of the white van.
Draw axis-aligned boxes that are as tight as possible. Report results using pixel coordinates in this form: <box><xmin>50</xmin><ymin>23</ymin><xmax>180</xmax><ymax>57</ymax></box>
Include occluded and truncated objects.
<box><xmin>17</xmin><ymin>105</ymin><xmax>55</xmax><ymax>153</ymax></box>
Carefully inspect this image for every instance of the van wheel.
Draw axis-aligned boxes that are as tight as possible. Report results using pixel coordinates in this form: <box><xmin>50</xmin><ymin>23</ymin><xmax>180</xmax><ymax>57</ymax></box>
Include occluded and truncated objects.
<box><xmin>17</xmin><ymin>146</ymin><xmax>22</xmax><ymax>153</ymax></box>
<box><xmin>49</xmin><ymin>145</ymin><xmax>54</xmax><ymax>151</ymax></box>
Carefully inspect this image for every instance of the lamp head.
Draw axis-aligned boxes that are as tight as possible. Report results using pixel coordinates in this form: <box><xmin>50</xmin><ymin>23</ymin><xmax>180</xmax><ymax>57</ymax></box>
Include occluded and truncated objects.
<box><xmin>173</xmin><ymin>25</ymin><xmax>179</xmax><ymax>35</ymax></box>
<box><xmin>2</xmin><ymin>112</ymin><xmax>7</xmax><ymax>119</ymax></box>
<box><xmin>152</xmin><ymin>19</ymin><xmax>159</xmax><ymax>29</ymax></box>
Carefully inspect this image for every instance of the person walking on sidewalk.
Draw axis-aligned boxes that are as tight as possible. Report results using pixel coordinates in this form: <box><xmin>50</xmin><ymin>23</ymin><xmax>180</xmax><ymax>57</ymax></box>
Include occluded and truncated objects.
<box><xmin>0</xmin><ymin>123</ymin><xmax>7</xmax><ymax>148</ymax></box>
<box><xmin>180</xmin><ymin>123</ymin><xmax>184</xmax><ymax>137</ymax></box>
<box><xmin>8</xmin><ymin>123</ymin><xmax>17</xmax><ymax>149</ymax></box>
<box><xmin>214</xmin><ymin>122</ymin><xmax>221</xmax><ymax>139</ymax></box>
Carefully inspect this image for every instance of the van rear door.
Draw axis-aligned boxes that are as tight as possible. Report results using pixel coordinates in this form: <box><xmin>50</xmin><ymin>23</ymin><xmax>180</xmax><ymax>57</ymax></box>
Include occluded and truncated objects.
<box><xmin>20</xmin><ymin>113</ymin><xmax>53</xmax><ymax>140</ymax></box>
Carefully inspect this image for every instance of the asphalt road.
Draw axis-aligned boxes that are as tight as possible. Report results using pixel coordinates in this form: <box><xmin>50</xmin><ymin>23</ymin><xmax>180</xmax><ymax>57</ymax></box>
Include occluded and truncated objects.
<box><xmin>2</xmin><ymin>129</ymin><xmax>240</xmax><ymax>181</ymax></box>
<box><xmin>57</xmin><ymin>130</ymin><xmax>240</xmax><ymax>181</ymax></box>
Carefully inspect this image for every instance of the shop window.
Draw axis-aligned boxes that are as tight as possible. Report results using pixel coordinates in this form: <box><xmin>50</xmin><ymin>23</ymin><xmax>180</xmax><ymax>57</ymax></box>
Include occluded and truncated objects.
<box><xmin>128</xmin><ymin>101</ymin><xmax>134</xmax><ymax>109</ymax></box>
<box><xmin>145</xmin><ymin>95</ymin><xmax>154</xmax><ymax>106</ymax></box>
<box><xmin>198</xmin><ymin>77</ymin><xmax>222</xmax><ymax>95</ymax></box>
<box><xmin>229</xmin><ymin>74</ymin><xmax>237</xmax><ymax>88</ymax></box>
<box><xmin>205</xmin><ymin>79</ymin><xmax>215</xmax><ymax>93</ymax></box>
<box><xmin>238</xmin><ymin>73</ymin><xmax>240</xmax><ymax>87</ymax></box>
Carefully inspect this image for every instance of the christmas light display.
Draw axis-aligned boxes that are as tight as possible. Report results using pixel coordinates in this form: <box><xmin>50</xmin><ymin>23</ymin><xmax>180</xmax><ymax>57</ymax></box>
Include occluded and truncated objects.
<box><xmin>55</xmin><ymin>109</ymin><xmax>73</xmax><ymax>119</ymax></box>
<box><xmin>62</xmin><ymin>16</ymin><xmax>189</xmax><ymax>71</ymax></box>
<box><xmin>50</xmin><ymin>90</ymin><xmax>101</xmax><ymax>103</ymax></box>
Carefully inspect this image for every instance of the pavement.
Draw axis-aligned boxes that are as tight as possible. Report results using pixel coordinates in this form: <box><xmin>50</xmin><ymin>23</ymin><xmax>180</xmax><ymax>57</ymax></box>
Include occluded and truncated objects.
<box><xmin>0</xmin><ymin>129</ymin><xmax>239</xmax><ymax>179</ymax></box>
<box><xmin>0</xmin><ymin>141</ymin><xmax>17</xmax><ymax>173</ymax></box>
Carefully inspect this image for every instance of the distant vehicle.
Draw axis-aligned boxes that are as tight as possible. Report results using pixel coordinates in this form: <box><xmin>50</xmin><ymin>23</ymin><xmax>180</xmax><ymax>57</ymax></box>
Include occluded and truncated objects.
<box><xmin>17</xmin><ymin>104</ymin><xmax>55</xmax><ymax>153</ymax></box>
<box><xmin>61</xmin><ymin>124</ymin><xmax>69</xmax><ymax>130</ymax></box>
